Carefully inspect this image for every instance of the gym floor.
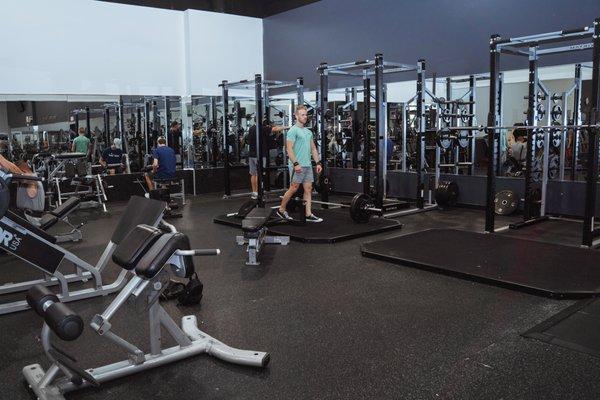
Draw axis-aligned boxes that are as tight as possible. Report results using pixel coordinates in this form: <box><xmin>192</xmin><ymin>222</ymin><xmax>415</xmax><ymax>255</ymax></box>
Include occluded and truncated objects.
<box><xmin>1</xmin><ymin>196</ymin><xmax>599</xmax><ymax>400</ymax></box>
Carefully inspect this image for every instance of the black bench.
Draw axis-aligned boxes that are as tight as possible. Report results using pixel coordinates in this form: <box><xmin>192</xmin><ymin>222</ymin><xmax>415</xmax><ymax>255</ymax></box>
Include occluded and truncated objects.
<box><xmin>26</xmin><ymin>197</ymin><xmax>82</xmax><ymax>243</ymax></box>
<box><xmin>237</xmin><ymin>207</ymin><xmax>289</xmax><ymax>266</ymax></box>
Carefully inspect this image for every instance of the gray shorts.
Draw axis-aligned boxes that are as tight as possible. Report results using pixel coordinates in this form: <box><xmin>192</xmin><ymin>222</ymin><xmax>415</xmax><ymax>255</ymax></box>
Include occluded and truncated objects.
<box><xmin>290</xmin><ymin>166</ymin><xmax>314</xmax><ymax>184</ymax></box>
<box><xmin>248</xmin><ymin>157</ymin><xmax>258</xmax><ymax>176</ymax></box>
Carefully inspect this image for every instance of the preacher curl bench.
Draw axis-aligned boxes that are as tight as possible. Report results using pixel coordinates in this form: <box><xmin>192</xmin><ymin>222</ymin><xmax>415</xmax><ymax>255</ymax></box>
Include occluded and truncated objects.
<box><xmin>23</xmin><ymin>224</ymin><xmax>269</xmax><ymax>400</ymax></box>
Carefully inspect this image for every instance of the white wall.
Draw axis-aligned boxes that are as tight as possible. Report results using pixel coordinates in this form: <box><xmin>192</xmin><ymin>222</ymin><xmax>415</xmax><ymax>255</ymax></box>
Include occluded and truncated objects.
<box><xmin>184</xmin><ymin>10</ymin><xmax>263</xmax><ymax>96</ymax></box>
<box><xmin>0</xmin><ymin>0</ymin><xmax>184</xmax><ymax>96</ymax></box>
<box><xmin>0</xmin><ymin>0</ymin><xmax>264</xmax><ymax>98</ymax></box>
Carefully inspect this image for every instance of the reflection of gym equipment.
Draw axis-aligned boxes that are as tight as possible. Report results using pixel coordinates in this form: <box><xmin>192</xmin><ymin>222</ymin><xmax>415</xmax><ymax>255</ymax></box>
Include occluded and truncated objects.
<box><xmin>23</xmin><ymin>224</ymin><xmax>269</xmax><ymax>400</ymax></box>
<box><xmin>0</xmin><ymin>178</ymin><xmax>166</xmax><ymax>315</ymax></box>
<box><xmin>35</xmin><ymin>152</ymin><xmax>110</xmax><ymax>212</ymax></box>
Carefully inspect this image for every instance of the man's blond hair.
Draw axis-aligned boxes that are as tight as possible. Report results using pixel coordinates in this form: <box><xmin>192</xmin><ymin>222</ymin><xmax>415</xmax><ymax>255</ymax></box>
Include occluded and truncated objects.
<box><xmin>295</xmin><ymin>105</ymin><xmax>307</xmax><ymax>114</ymax></box>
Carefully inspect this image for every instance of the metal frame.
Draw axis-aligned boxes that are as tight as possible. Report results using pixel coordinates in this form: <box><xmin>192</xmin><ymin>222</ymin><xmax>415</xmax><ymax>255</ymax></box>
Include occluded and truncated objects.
<box><xmin>220</xmin><ymin>76</ymin><xmax>304</xmax><ymax>204</ymax></box>
<box><xmin>23</xmin><ymin>245</ymin><xmax>267</xmax><ymax>400</ymax></box>
<box><xmin>0</xmin><ymin>199</ymin><xmax>164</xmax><ymax>314</ymax></box>
<box><xmin>485</xmin><ymin>19</ymin><xmax>600</xmax><ymax>247</ymax></box>
<box><xmin>236</xmin><ymin>227</ymin><xmax>289</xmax><ymax>266</ymax></box>
<box><xmin>317</xmin><ymin>54</ymin><xmax>418</xmax><ymax>209</ymax></box>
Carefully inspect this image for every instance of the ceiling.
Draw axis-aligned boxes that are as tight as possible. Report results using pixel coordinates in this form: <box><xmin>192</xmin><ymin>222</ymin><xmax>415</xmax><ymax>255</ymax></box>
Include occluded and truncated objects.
<box><xmin>98</xmin><ymin>0</ymin><xmax>320</xmax><ymax>18</ymax></box>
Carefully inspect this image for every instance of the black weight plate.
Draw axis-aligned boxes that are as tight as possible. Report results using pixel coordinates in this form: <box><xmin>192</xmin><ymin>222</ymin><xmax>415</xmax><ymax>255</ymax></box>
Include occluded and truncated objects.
<box><xmin>350</xmin><ymin>193</ymin><xmax>372</xmax><ymax>223</ymax></box>
<box><xmin>494</xmin><ymin>190</ymin><xmax>518</xmax><ymax>216</ymax></box>
<box><xmin>435</xmin><ymin>181</ymin><xmax>459</xmax><ymax>208</ymax></box>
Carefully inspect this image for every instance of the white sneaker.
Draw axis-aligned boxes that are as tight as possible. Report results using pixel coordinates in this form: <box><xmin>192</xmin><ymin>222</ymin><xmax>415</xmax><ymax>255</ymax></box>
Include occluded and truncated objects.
<box><xmin>276</xmin><ymin>209</ymin><xmax>292</xmax><ymax>220</ymax></box>
<box><xmin>251</xmin><ymin>192</ymin><xmax>258</xmax><ymax>199</ymax></box>
<box><xmin>305</xmin><ymin>214</ymin><xmax>323</xmax><ymax>223</ymax></box>
<box><xmin>144</xmin><ymin>193</ymin><xmax>150</xmax><ymax>199</ymax></box>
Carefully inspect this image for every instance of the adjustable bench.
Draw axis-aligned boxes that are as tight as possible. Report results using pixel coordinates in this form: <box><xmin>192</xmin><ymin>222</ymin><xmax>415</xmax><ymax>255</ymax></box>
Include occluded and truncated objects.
<box><xmin>26</xmin><ymin>197</ymin><xmax>83</xmax><ymax>243</ymax></box>
<box><xmin>236</xmin><ymin>207</ymin><xmax>289</xmax><ymax>266</ymax></box>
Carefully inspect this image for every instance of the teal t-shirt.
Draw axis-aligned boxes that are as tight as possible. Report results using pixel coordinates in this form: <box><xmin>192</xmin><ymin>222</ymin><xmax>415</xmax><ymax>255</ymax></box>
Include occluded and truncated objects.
<box><xmin>287</xmin><ymin>125</ymin><xmax>313</xmax><ymax>167</ymax></box>
<box><xmin>73</xmin><ymin>135</ymin><xmax>90</xmax><ymax>154</ymax></box>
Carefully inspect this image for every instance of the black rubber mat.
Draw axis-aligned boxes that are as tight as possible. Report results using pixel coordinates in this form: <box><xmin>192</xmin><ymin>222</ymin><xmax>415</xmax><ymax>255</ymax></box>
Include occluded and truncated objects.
<box><xmin>523</xmin><ymin>298</ymin><xmax>600</xmax><ymax>357</ymax></box>
<box><xmin>268</xmin><ymin>209</ymin><xmax>402</xmax><ymax>243</ymax></box>
<box><xmin>214</xmin><ymin>209</ymin><xmax>402</xmax><ymax>243</ymax></box>
<box><xmin>361</xmin><ymin>228</ymin><xmax>600</xmax><ymax>298</ymax></box>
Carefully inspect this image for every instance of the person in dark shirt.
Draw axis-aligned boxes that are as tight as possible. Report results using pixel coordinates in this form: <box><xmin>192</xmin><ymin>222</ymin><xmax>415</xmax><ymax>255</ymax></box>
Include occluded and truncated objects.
<box><xmin>100</xmin><ymin>138</ymin><xmax>124</xmax><ymax>174</ymax></box>
<box><xmin>144</xmin><ymin>136</ymin><xmax>176</xmax><ymax>190</ymax></box>
<box><xmin>167</xmin><ymin>121</ymin><xmax>182</xmax><ymax>155</ymax></box>
<box><xmin>244</xmin><ymin>120</ymin><xmax>286</xmax><ymax>198</ymax></box>
<box><xmin>386</xmin><ymin>137</ymin><xmax>395</xmax><ymax>164</ymax></box>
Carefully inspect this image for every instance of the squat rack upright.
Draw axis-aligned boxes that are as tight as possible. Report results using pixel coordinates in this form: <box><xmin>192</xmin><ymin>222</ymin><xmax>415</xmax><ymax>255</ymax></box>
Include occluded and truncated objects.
<box><xmin>485</xmin><ymin>19</ymin><xmax>600</xmax><ymax>247</ymax></box>
<box><xmin>317</xmin><ymin>54</ymin><xmax>420</xmax><ymax>210</ymax></box>
<box><xmin>220</xmin><ymin>76</ymin><xmax>304</xmax><ymax>206</ymax></box>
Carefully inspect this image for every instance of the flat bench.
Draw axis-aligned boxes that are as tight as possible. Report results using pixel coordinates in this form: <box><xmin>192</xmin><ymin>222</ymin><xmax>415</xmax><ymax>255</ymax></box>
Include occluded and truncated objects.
<box><xmin>237</xmin><ymin>208</ymin><xmax>289</xmax><ymax>266</ymax></box>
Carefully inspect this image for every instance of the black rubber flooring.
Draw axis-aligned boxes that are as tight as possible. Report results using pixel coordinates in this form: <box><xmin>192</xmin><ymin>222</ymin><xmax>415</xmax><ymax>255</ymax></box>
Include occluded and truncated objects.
<box><xmin>500</xmin><ymin>218</ymin><xmax>588</xmax><ymax>247</ymax></box>
<box><xmin>524</xmin><ymin>298</ymin><xmax>600</xmax><ymax>358</ymax></box>
<box><xmin>361</xmin><ymin>229</ymin><xmax>600</xmax><ymax>298</ymax></box>
<box><xmin>214</xmin><ymin>208</ymin><xmax>402</xmax><ymax>243</ymax></box>
<box><xmin>2</xmin><ymin>198</ymin><xmax>600</xmax><ymax>400</ymax></box>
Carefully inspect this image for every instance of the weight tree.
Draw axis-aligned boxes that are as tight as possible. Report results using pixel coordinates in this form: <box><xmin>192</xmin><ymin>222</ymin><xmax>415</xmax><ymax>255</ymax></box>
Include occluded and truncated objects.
<box><xmin>485</xmin><ymin>18</ymin><xmax>600</xmax><ymax>247</ymax></box>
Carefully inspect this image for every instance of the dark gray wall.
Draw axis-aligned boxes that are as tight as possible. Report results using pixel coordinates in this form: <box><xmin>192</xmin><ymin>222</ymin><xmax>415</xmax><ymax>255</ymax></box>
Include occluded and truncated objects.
<box><xmin>263</xmin><ymin>0</ymin><xmax>600</xmax><ymax>89</ymax></box>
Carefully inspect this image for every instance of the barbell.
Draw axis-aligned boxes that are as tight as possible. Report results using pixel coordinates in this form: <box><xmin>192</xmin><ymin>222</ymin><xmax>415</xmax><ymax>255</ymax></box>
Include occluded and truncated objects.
<box><xmin>287</xmin><ymin>193</ymin><xmax>382</xmax><ymax>223</ymax></box>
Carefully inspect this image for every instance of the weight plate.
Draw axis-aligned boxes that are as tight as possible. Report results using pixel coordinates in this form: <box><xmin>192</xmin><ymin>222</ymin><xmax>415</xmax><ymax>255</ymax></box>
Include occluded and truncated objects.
<box><xmin>435</xmin><ymin>180</ymin><xmax>459</xmax><ymax>208</ymax></box>
<box><xmin>436</xmin><ymin>128</ymin><xmax>453</xmax><ymax>150</ymax></box>
<box><xmin>350</xmin><ymin>193</ymin><xmax>372</xmax><ymax>223</ymax></box>
<box><xmin>494</xmin><ymin>190</ymin><xmax>518</xmax><ymax>216</ymax></box>
<box><xmin>456</xmin><ymin>130</ymin><xmax>469</xmax><ymax>148</ymax></box>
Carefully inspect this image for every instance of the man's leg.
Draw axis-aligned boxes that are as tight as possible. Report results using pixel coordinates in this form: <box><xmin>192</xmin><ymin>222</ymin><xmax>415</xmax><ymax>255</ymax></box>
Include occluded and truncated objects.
<box><xmin>303</xmin><ymin>182</ymin><xmax>313</xmax><ymax>216</ymax></box>
<box><xmin>144</xmin><ymin>172</ymin><xmax>154</xmax><ymax>191</ymax></box>
<box><xmin>279</xmin><ymin>182</ymin><xmax>300</xmax><ymax>212</ymax></box>
<box><xmin>249</xmin><ymin>158</ymin><xmax>258</xmax><ymax>194</ymax></box>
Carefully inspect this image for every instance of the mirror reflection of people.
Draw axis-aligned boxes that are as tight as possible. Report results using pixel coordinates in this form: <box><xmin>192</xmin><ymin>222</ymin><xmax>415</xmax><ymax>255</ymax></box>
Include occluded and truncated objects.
<box><xmin>167</xmin><ymin>121</ymin><xmax>182</xmax><ymax>155</ymax></box>
<box><xmin>509</xmin><ymin>126</ymin><xmax>528</xmax><ymax>163</ymax></box>
<box><xmin>144</xmin><ymin>136</ymin><xmax>176</xmax><ymax>191</ymax></box>
<box><xmin>71</xmin><ymin>127</ymin><xmax>91</xmax><ymax>156</ymax></box>
<box><xmin>245</xmin><ymin>119</ymin><xmax>287</xmax><ymax>199</ymax></box>
<box><xmin>100</xmin><ymin>138</ymin><xmax>125</xmax><ymax>175</ymax></box>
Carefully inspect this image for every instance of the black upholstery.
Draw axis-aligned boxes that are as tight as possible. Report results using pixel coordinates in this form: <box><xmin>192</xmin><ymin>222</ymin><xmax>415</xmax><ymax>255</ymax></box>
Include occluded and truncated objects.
<box><xmin>135</xmin><ymin>232</ymin><xmax>194</xmax><ymax>280</ymax></box>
<box><xmin>0</xmin><ymin>178</ymin><xmax>8</xmax><ymax>219</ymax></box>
<box><xmin>112</xmin><ymin>225</ymin><xmax>163</xmax><ymax>270</ymax></box>
<box><xmin>39</xmin><ymin>214</ymin><xmax>59</xmax><ymax>230</ymax></box>
<box><xmin>51</xmin><ymin>197</ymin><xmax>81</xmax><ymax>217</ymax></box>
<box><xmin>5</xmin><ymin>209</ymin><xmax>57</xmax><ymax>244</ymax></box>
<box><xmin>242</xmin><ymin>208</ymin><xmax>274</xmax><ymax>233</ymax></box>
<box><xmin>110</xmin><ymin>196</ymin><xmax>166</xmax><ymax>245</ymax></box>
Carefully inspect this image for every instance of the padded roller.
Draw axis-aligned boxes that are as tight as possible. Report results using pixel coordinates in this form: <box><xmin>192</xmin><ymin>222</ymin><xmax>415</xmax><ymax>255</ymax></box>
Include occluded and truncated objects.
<box><xmin>45</xmin><ymin>302</ymin><xmax>84</xmax><ymax>341</ymax></box>
<box><xmin>26</xmin><ymin>285</ymin><xmax>59</xmax><ymax>316</ymax></box>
